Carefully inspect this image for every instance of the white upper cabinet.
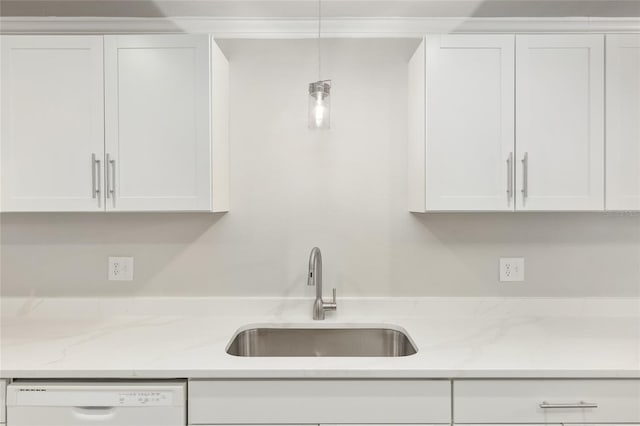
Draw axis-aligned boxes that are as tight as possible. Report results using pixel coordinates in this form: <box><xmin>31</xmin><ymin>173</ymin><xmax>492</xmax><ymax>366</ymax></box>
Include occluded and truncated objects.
<box><xmin>515</xmin><ymin>34</ymin><xmax>605</xmax><ymax>211</ymax></box>
<box><xmin>1</xmin><ymin>34</ymin><xmax>229</xmax><ymax>213</ymax></box>
<box><xmin>409</xmin><ymin>35</ymin><xmax>516</xmax><ymax>212</ymax></box>
<box><xmin>606</xmin><ymin>34</ymin><xmax>640</xmax><ymax>211</ymax></box>
<box><xmin>1</xmin><ymin>36</ymin><xmax>105</xmax><ymax>212</ymax></box>
<box><xmin>104</xmin><ymin>35</ymin><xmax>219</xmax><ymax>212</ymax></box>
<box><xmin>409</xmin><ymin>33</ymin><xmax>611</xmax><ymax>213</ymax></box>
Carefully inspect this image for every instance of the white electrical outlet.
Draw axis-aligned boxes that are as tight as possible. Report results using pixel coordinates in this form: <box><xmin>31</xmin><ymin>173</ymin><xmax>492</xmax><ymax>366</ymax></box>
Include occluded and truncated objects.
<box><xmin>500</xmin><ymin>257</ymin><xmax>525</xmax><ymax>282</ymax></box>
<box><xmin>108</xmin><ymin>256</ymin><xmax>134</xmax><ymax>281</ymax></box>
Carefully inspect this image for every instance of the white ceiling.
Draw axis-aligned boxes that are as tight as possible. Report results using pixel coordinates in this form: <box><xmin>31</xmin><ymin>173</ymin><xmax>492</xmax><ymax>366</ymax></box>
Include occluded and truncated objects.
<box><xmin>1</xmin><ymin>0</ymin><xmax>639</xmax><ymax>17</ymax></box>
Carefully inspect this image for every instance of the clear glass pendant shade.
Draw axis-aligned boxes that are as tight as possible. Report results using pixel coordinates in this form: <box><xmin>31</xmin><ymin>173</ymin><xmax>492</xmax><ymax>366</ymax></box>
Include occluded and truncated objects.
<box><xmin>308</xmin><ymin>80</ymin><xmax>331</xmax><ymax>130</ymax></box>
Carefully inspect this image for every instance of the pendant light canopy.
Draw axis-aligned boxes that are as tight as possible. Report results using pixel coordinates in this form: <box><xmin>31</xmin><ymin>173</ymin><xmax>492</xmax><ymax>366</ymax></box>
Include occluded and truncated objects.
<box><xmin>308</xmin><ymin>0</ymin><xmax>331</xmax><ymax>129</ymax></box>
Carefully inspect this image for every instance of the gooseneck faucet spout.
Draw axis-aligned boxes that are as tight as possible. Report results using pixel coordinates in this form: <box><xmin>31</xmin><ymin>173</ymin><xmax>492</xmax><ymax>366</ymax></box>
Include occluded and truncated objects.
<box><xmin>307</xmin><ymin>247</ymin><xmax>337</xmax><ymax>320</ymax></box>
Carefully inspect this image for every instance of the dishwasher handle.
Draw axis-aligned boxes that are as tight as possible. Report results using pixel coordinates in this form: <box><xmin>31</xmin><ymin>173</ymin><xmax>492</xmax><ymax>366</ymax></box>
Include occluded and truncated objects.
<box><xmin>72</xmin><ymin>406</ymin><xmax>116</xmax><ymax>421</ymax></box>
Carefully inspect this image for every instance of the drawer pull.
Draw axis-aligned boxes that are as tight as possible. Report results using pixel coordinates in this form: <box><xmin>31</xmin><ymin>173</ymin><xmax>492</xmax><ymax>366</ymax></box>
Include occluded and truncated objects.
<box><xmin>540</xmin><ymin>401</ymin><xmax>598</xmax><ymax>409</ymax></box>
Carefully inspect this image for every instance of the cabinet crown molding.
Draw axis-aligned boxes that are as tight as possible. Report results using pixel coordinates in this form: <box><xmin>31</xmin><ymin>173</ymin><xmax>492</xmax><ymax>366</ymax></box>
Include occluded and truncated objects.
<box><xmin>1</xmin><ymin>17</ymin><xmax>639</xmax><ymax>36</ymax></box>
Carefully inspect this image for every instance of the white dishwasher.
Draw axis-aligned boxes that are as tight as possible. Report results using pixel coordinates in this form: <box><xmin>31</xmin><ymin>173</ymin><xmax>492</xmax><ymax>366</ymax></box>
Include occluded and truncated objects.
<box><xmin>6</xmin><ymin>381</ymin><xmax>186</xmax><ymax>426</ymax></box>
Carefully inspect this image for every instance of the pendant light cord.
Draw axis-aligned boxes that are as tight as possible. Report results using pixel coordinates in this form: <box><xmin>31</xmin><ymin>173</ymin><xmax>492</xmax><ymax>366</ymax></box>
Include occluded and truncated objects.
<box><xmin>317</xmin><ymin>0</ymin><xmax>321</xmax><ymax>81</ymax></box>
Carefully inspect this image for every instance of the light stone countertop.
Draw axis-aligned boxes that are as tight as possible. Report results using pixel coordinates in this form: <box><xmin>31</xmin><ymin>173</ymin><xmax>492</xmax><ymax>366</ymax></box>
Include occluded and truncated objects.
<box><xmin>1</xmin><ymin>297</ymin><xmax>639</xmax><ymax>379</ymax></box>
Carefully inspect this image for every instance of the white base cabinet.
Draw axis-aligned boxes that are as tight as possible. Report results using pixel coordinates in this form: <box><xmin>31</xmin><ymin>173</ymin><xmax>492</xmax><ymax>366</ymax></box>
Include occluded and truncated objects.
<box><xmin>189</xmin><ymin>380</ymin><xmax>451</xmax><ymax>425</ymax></box>
<box><xmin>1</xmin><ymin>377</ymin><xmax>638</xmax><ymax>426</ymax></box>
<box><xmin>454</xmin><ymin>379</ymin><xmax>640</xmax><ymax>424</ymax></box>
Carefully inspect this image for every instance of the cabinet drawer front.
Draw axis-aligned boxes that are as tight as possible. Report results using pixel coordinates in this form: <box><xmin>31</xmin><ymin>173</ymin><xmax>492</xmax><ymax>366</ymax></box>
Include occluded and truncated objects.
<box><xmin>455</xmin><ymin>380</ymin><xmax>640</xmax><ymax>424</ymax></box>
<box><xmin>189</xmin><ymin>380</ymin><xmax>451</xmax><ymax>425</ymax></box>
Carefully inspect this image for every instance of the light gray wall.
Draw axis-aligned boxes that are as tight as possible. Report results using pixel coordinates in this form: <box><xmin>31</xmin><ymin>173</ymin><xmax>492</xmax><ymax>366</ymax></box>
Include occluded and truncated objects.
<box><xmin>1</xmin><ymin>39</ymin><xmax>639</xmax><ymax>298</ymax></box>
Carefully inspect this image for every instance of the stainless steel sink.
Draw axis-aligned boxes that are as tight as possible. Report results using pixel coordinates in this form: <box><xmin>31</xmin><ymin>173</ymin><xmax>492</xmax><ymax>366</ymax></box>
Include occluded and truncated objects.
<box><xmin>226</xmin><ymin>326</ymin><xmax>417</xmax><ymax>357</ymax></box>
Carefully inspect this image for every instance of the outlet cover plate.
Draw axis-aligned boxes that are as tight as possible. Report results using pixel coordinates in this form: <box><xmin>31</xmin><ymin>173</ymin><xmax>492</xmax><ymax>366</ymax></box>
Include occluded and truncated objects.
<box><xmin>500</xmin><ymin>257</ymin><xmax>525</xmax><ymax>282</ymax></box>
<box><xmin>108</xmin><ymin>256</ymin><xmax>134</xmax><ymax>281</ymax></box>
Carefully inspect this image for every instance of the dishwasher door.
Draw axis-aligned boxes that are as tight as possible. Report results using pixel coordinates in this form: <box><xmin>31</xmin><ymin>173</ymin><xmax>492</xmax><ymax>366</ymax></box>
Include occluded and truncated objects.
<box><xmin>6</xmin><ymin>381</ymin><xmax>186</xmax><ymax>426</ymax></box>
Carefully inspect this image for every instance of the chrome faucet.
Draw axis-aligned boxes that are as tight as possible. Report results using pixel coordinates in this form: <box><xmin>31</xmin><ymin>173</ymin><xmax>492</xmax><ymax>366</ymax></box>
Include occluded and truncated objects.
<box><xmin>307</xmin><ymin>247</ymin><xmax>337</xmax><ymax>320</ymax></box>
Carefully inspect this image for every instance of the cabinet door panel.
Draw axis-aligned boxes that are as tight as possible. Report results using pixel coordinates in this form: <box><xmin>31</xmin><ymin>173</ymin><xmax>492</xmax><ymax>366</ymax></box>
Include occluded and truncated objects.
<box><xmin>1</xmin><ymin>36</ymin><xmax>104</xmax><ymax>212</ymax></box>
<box><xmin>104</xmin><ymin>35</ymin><xmax>211</xmax><ymax>211</ymax></box>
<box><xmin>515</xmin><ymin>35</ymin><xmax>605</xmax><ymax>211</ymax></box>
<box><xmin>606</xmin><ymin>34</ymin><xmax>640</xmax><ymax>211</ymax></box>
<box><xmin>425</xmin><ymin>35</ymin><xmax>515</xmax><ymax>211</ymax></box>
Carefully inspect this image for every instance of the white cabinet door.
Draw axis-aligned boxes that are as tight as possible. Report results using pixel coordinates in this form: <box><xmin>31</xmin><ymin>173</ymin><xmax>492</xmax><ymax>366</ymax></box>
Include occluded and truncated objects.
<box><xmin>104</xmin><ymin>35</ymin><xmax>212</xmax><ymax>211</ymax></box>
<box><xmin>515</xmin><ymin>35</ymin><xmax>605</xmax><ymax>211</ymax></box>
<box><xmin>0</xmin><ymin>36</ymin><xmax>104</xmax><ymax>212</ymax></box>
<box><xmin>606</xmin><ymin>34</ymin><xmax>640</xmax><ymax>211</ymax></box>
<box><xmin>409</xmin><ymin>35</ymin><xmax>515</xmax><ymax>211</ymax></box>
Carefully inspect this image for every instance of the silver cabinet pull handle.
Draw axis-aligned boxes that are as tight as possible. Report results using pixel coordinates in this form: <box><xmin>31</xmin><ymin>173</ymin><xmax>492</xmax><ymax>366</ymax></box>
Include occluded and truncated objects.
<box><xmin>110</xmin><ymin>156</ymin><xmax>116</xmax><ymax>199</ymax></box>
<box><xmin>96</xmin><ymin>159</ymin><xmax>101</xmax><ymax>202</ymax></box>
<box><xmin>91</xmin><ymin>154</ymin><xmax>97</xmax><ymax>198</ymax></box>
<box><xmin>105</xmin><ymin>153</ymin><xmax>111</xmax><ymax>199</ymax></box>
<box><xmin>521</xmin><ymin>152</ymin><xmax>529</xmax><ymax>201</ymax></box>
<box><xmin>507</xmin><ymin>152</ymin><xmax>514</xmax><ymax>202</ymax></box>
<box><xmin>540</xmin><ymin>401</ymin><xmax>598</xmax><ymax>409</ymax></box>
<box><xmin>106</xmin><ymin>154</ymin><xmax>115</xmax><ymax>200</ymax></box>
<box><xmin>91</xmin><ymin>154</ymin><xmax>101</xmax><ymax>204</ymax></box>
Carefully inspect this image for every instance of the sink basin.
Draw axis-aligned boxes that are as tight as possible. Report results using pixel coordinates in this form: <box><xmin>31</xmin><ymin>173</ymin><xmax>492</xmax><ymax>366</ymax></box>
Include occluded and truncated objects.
<box><xmin>226</xmin><ymin>325</ymin><xmax>417</xmax><ymax>357</ymax></box>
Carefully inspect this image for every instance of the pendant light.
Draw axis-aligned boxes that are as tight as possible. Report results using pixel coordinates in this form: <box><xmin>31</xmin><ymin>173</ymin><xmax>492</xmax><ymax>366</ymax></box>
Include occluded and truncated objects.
<box><xmin>308</xmin><ymin>0</ymin><xmax>331</xmax><ymax>130</ymax></box>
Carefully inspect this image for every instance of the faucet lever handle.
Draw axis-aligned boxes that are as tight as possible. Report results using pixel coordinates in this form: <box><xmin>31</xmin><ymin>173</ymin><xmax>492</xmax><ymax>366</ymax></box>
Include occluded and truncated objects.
<box><xmin>323</xmin><ymin>288</ymin><xmax>337</xmax><ymax>313</ymax></box>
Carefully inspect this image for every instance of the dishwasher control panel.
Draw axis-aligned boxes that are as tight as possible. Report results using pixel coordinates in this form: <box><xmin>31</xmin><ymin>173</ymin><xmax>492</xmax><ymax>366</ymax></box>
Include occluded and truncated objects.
<box><xmin>118</xmin><ymin>390</ymin><xmax>173</xmax><ymax>406</ymax></box>
<box><xmin>7</xmin><ymin>382</ymin><xmax>184</xmax><ymax>407</ymax></box>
